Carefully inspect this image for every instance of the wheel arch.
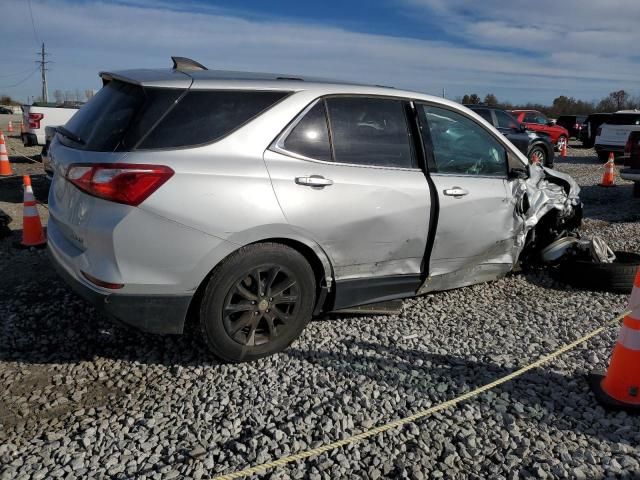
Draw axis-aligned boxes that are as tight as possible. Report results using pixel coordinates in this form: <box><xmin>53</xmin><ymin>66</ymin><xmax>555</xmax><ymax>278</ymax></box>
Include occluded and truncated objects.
<box><xmin>184</xmin><ymin>235</ymin><xmax>334</xmax><ymax>329</ymax></box>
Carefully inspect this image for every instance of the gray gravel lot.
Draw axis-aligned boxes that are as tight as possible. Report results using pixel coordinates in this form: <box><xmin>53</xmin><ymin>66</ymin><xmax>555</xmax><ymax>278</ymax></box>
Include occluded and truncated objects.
<box><xmin>1</xmin><ymin>142</ymin><xmax>640</xmax><ymax>479</ymax></box>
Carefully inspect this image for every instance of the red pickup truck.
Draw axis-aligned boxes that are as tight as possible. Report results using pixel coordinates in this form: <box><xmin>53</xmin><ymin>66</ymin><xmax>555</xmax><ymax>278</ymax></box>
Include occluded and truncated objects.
<box><xmin>510</xmin><ymin>110</ymin><xmax>569</xmax><ymax>151</ymax></box>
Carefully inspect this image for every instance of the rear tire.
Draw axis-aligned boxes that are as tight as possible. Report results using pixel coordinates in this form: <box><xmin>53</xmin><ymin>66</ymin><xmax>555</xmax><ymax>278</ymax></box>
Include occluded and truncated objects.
<box><xmin>554</xmin><ymin>251</ymin><xmax>640</xmax><ymax>294</ymax></box>
<box><xmin>597</xmin><ymin>151</ymin><xmax>610</xmax><ymax>162</ymax></box>
<box><xmin>199</xmin><ymin>243</ymin><xmax>316</xmax><ymax>362</ymax></box>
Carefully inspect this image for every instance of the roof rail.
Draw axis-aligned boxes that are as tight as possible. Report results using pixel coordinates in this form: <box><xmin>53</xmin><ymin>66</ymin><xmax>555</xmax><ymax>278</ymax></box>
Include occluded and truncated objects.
<box><xmin>171</xmin><ymin>56</ymin><xmax>208</xmax><ymax>71</ymax></box>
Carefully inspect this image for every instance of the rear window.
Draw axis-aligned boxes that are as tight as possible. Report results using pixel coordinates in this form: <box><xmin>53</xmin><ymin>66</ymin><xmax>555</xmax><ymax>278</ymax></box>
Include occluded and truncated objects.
<box><xmin>609</xmin><ymin>114</ymin><xmax>640</xmax><ymax>125</ymax></box>
<box><xmin>59</xmin><ymin>81</ymin><xmax>289</xmax><ymax>151</ymax></box>
<box><xmin>60</xmin><ymin>81</ymin><xmax>148</xmax><ymax>151</ymax></box>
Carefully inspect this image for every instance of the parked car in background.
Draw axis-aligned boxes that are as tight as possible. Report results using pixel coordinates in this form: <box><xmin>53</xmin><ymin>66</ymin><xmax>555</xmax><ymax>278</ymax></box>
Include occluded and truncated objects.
<box><xmin>0</xmin><ymin>106</ymin><xmax>13</xmax><ymax>114</ymax></box>
<box><xmin>557</xmin><ymin>115</ymin><xmax>587</xmax><ymax>139</ymax></box>
<box><xmin>510</xmin><ymin>109</ymin><xmax>569</xmax><ymax>151</ymax></box>
<box><xmin>579</xmin><ymin>113</ymin><xmax>612</xmax><ymax>148</ymax></box>
<box><xmin>21</xmin><ymin>103</ymin><xmax>79</xmax><ymax>146</ymax></box>
<box><xmin>467</xmin><ymin>105</ymin><xmax>554</xmax><ymax>167</ymax></box>
<box><xmin>595</xmin><ymin>110</ymin><xmax>640</xmax><ymax>161</ymax></box>
<box><xmin>47</xmin><ymin>57</ymin><xmax>582</xmax><ymax>362</ymax></box>
<box><xmin>621</xmin><ymin>130</ymin><xmax>640</xmax><ymax>197</ymax></box>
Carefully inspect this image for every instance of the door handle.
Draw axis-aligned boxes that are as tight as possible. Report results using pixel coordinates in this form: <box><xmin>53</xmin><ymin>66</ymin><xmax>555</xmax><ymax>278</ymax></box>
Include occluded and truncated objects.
<box><xmin>443</xmin><ymin>187</ymin><xmax>469</xmax><ymax>197</ymax></box>
<box><xmin>295</xmin><ymin>175</ymin><xmax>334</xmax><ymax>187</ymax></box>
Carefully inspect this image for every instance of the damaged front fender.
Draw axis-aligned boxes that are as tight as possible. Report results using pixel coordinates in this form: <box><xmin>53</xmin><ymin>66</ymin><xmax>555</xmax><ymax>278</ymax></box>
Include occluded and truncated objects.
<box><xmin>514</xmin><ymin>165</ymin><xmax>582</xmax><ymax>261</ymax></box>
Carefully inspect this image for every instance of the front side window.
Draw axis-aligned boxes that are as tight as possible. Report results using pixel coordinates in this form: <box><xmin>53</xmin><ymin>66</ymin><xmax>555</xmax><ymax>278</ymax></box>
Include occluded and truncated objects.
<box><xmin>535</xmin><ymin>114</ymin><xmax>549</xmax><ymax>125</ymax></box>
<box><xmin>523</xmin><ymin>113</ymin><xmax>537</xmax><ymax>123</ymax></box>
<box><xmin>325</xmin><ymin>97</ymin><xmax>415</xmax><ymax>168</ymax></box>
<box><xmin>420</xmin><ymin>105</ymin><xmax>507</xmax><ymax>177</ymax></box>
<box><xmin>495</xmin><ymin>110</ymin><xmax>519</xmax><ymax>129</ymax></box>
<box><xmin>281</xmin><ymin>101</ymin><xmax>331</xmax><ymax>162</ymax></box>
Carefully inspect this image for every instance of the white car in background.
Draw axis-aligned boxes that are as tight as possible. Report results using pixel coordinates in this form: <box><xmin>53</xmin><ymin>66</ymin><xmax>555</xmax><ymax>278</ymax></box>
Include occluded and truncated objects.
<box><xmin>594</xmin><ymin>110</ymin><xmax>640</xmax><ymax>161</ymax></box>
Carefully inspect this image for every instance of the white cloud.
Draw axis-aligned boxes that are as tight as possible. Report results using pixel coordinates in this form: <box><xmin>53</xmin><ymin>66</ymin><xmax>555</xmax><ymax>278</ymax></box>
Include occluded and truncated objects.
<box><xmin>1</xmin><ymin>0</ymin><xmax>638</xmax><ymax>104</ymax></box>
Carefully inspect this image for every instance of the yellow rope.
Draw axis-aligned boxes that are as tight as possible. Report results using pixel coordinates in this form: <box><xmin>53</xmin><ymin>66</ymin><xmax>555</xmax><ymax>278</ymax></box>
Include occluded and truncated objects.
<box><xmin>212</xmin><ymin>311</ymin><xmax>629</xmax><ymax>480</ymax></box>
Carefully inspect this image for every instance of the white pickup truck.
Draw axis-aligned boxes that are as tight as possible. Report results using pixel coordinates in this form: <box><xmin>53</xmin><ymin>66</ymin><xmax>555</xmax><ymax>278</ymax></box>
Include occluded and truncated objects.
<box><xmin>21</xmin><ymin>103</ymin><xmax>80</xmax><ymax>146</ymax></box>
<box><xmin>594</xmin><ymin>110</ymin><xmax>640</xmax><ymax>161</ymax></box>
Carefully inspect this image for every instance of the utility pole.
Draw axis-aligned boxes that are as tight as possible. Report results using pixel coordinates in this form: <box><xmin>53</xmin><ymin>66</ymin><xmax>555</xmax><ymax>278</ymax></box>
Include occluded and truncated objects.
<box><xmin>442</xmin><ymin>87</ymin><xmax>446</xmax><ymax>99</ymax></box>
<box><xmin>37</xmin><ymin>42</ymin><xmax>49</xmax><ymax>103</ymax></box>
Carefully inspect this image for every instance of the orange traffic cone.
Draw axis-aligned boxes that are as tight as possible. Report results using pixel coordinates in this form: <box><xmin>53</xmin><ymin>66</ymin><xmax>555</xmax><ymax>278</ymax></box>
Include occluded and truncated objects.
<box><xmin>600</xmin><ymin>153</ymin><xmax>616</xmax><ymax>187</ymax></box>
<box><xmin>561</xmin><ymin>141</ymin><xmax>567</xmax><ymax>157</ymax></box>
<box><xmin>0</xmin><ymin>131</ymin><xmax>12</xmax><ymax>176</ymax></box>
<box><xmin>21</xmin><ymin>175</ymin><xmax>46</xmax><ymax>247</ymax></box>
<box><xmin>590</xmin><ymin>268</ymin><xmax>640</xmax><ymax>410</ymax></box>
<box><xmin>7</xmin><ymin>120</ymin><xmax>13</xmax><ymax>133</ymax></box>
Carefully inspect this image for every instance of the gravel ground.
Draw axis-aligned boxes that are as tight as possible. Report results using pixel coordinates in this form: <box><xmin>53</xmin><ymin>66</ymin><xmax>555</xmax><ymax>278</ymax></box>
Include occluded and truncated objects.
<box><xmin>1</xmin><ymin>141</ymin><xmax>640</xmax><ymax>480</ymax></box>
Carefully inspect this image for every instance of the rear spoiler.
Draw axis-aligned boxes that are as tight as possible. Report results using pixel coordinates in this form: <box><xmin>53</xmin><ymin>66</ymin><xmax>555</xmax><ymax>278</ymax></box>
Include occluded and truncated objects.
<box><xmin>100</xmin><ymin>56</ymin><xmax>206</xmax><ymax>87</ymax></box>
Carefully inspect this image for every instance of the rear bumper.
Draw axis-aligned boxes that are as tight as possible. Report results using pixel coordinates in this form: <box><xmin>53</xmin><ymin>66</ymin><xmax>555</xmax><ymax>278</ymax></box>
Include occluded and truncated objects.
<box><xmin>48</xmin><ymin>238</ymin><xmax>192</xmax><ymax>335</ymax></box>
<box><xmin>595</xmin><ymin>144</ymin><xmax>625</xmax><ymax>154</ymax></box>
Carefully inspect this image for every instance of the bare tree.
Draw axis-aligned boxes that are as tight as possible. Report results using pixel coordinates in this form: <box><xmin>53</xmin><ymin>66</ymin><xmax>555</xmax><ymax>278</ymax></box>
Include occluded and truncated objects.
<box><xmin>53</xmin><ymin>89</ymin><xmax>64</xmax><ymax>104</ymax></box>
<box><xmin>84</xmin><ymin>89</ymin><xmax>94</xmax><ymax>101</ymax></box>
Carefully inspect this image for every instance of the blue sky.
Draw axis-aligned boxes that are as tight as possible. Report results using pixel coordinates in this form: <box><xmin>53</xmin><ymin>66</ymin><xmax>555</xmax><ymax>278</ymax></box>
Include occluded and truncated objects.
<box><xmin>2</xmin><ymin>0</ymin><xmax>640</xmax><ymax>104</ymax></box>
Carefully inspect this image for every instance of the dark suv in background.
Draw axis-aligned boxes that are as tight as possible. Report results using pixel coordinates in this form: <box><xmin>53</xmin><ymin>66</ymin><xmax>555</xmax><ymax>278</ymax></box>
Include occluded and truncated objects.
<box><xmin>557</xmin><ymin>115</ymin><xmax>586</xmax><ymax>139</ymax></box>
<box><xmin>468</xmin><ymin>105</ymin><xmax>554</xmax><ymax>167</ymax></box>
<box><xmin>579</xmin><ymin>113</ymin><xmax>612</xmax><ymax>148</ymax></box>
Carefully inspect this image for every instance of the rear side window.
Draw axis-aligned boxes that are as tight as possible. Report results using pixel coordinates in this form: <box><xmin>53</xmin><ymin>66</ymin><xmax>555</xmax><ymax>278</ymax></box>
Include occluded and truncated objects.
<box><xmin>139</xmin><ymin>90</ymin><xmax>289</xmax><ymax>149</ymax></box>
<box><xmin>495</xmin><ymin>110</ymin><xmax>519</xmax><ymax>129</ymax></box>
<box><xmin>609</xmin><ymin>114</ymin><xmax>640</xmax><ymax>125</ymax></box>
<box><xmin>325</xmin><ymin>97</ymin><xmax>415</xmax><ymax>168</ymax></box>
<box><xmin>61</xmin><ymin>80</ymin><xmax>146</xmax><ymax>151</ymax></box>
<box><xmin>281</xmin><ymin>101</ymin><xmax>331</xmax><ymax>162</ymax></box>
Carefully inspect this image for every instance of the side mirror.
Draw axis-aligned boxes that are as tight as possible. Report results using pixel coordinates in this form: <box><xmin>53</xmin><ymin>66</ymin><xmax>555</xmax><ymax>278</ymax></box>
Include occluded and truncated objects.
<box><xmin>509</xmin><ymin>165</ymin><xmax>529</xmax><ymax>179</ymax></box>
<box><xmin>519</xmin><ymin>123</ymin><xmax>527</xmax><ymax>132</ymax></box>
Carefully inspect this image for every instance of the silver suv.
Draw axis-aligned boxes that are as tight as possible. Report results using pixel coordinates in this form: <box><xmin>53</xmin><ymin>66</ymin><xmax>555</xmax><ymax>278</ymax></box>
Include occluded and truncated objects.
<box><xmin>48</xmin><ymin>57</ymin><xmax>581</xmax><ymax>362</ymax></box>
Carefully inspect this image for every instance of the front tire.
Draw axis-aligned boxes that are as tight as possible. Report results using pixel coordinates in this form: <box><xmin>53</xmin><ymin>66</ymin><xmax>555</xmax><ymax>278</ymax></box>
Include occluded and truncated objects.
<box><xmin>199</xmin><ymin>243</ymin><xmax>316</xmax><ymax>362</ymax></box>
<box><xmin>528</xmin><ymin>145</ymin><xmax>547</xmax><ymax>167</ymax></box>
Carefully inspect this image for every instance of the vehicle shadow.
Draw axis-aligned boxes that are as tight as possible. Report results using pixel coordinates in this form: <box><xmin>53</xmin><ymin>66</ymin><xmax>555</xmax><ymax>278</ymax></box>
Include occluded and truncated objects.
<box><xmin>9</xmin><ymin>154</ymin><xmax>42</xmax><ymax>164</ymax></box>
<box><xmin>579</xmin><ymin>183</ymin><xmax>640</xmax><ymax>223</ymax></box>
<box><xmin>0</xmin><ymin>173</ymin><xmax>49</xmax><ymax>204</ymax></box>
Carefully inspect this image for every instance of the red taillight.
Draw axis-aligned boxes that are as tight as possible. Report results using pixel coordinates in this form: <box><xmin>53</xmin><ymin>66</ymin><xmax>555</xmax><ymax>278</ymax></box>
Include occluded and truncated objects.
<box><xmin>81</xmin><ymin>271</ymin><xmax>124</xmax><ymax>289</ymax></box>
<box><xmin>66</xmin><ymin>163</ymin><xmax>174</xmax><ymax>206</ymax></box>
<box><xmin>28</xmin><ymin>113</ymin><xmax>44</xmax><ymax>129</ymax></box>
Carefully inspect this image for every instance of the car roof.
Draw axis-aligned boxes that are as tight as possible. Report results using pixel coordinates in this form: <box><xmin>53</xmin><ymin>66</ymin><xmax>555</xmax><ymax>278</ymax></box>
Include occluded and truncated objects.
<box><xmin>98</xmin><ymin>66</ymin><xmax>460</xmax><ymax>106</ymax></box>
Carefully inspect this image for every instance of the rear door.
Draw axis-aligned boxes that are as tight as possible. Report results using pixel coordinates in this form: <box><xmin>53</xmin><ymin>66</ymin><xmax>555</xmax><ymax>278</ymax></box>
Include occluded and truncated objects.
<box><xmin>415</xmin><ymin>103</ymin><xmax>517</xmax><ymax>292</ymax></box>
<box><xmin>265</xmin><ymin>96</ymin><xmax>431</xmax><ymax>281</ymax></box>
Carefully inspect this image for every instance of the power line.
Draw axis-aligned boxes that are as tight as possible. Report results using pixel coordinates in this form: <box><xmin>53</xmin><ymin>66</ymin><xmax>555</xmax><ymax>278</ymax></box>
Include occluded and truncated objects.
<box><xmin>0</xmin><ymin>67</ymin><xmax>37</xmax><ymax>78</ymax></box>
<box><xmin>27</xmin><ymin>0</ymin><xmax>41</xmax><ymax>46</ymax></box>
<box><xmin>0</xmin><ymin>68</ymin><xmax>39</xmax><ymax>89</ymax></box>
